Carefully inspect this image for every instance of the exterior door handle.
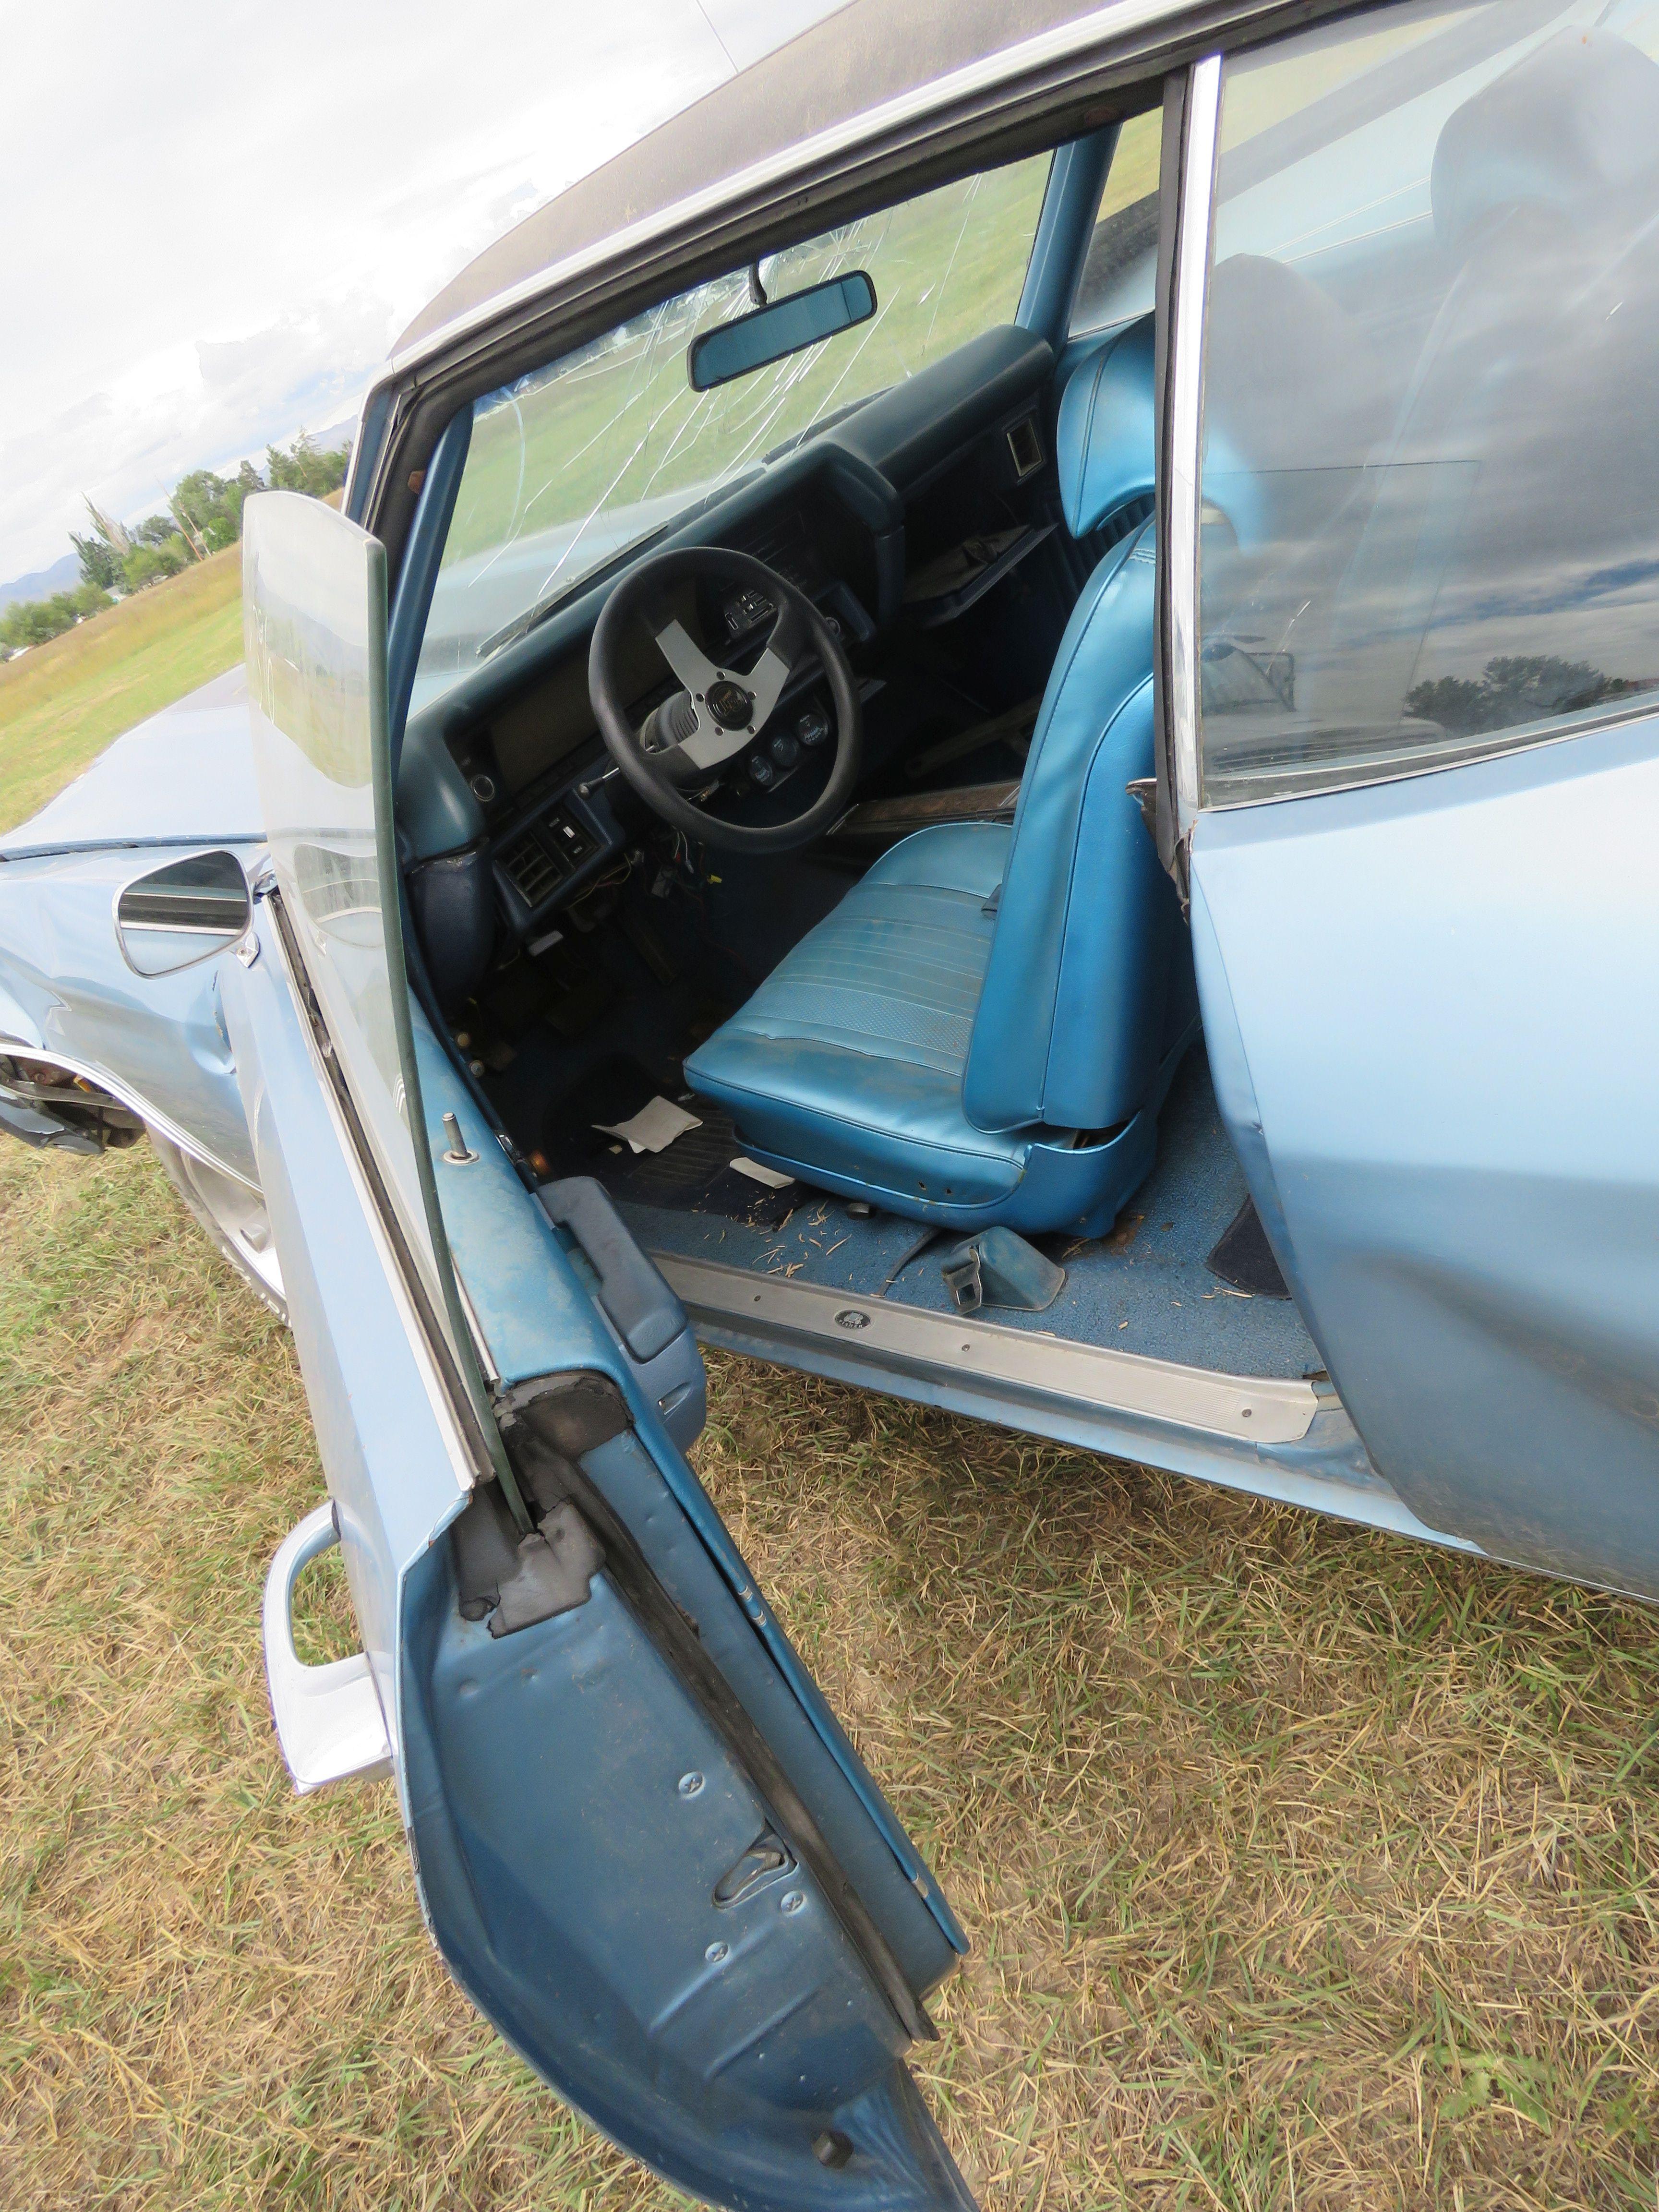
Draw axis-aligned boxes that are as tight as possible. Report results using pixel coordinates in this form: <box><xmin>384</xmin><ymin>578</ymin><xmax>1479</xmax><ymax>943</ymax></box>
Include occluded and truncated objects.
<box><xmin>263</xmin><ymin>1501</ymin><xmax>393</xmax><ymax>1794</ymax></box>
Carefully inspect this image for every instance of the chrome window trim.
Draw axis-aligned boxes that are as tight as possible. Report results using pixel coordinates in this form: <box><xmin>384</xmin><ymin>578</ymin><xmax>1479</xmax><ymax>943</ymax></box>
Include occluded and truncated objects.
<box><xmin>1166</xmin><ymin>50</ymin><xmax>1221</xmax><ymax>843</ymax></box>
<box><xmin>261</xmin><ymin>889</ymin><xmax>487</xmax><ymax>1503</ymax></box>
<box><xmin>353</xmin><ymin>0</ymin><xmax>1363</xmax><ymax>535</ymax></box>
<box><xmin>1195</xmin><ymin>686</ymin><xmax>1659</xmax><ymax>816</ymax></box>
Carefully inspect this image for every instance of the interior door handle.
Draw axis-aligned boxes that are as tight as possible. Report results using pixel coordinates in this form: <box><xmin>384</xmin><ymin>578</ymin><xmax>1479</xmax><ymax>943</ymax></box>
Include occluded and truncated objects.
<box><xmin>262</xmin><ymin>1500</ymin><xmax>393</xmax><ymax>1795</ymax></box>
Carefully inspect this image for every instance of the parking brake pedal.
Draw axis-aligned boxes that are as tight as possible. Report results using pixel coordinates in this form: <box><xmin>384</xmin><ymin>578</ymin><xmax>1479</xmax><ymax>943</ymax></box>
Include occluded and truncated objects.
<box><xmin>942</xmin><ymin>1226</ymin><xmax>1066</xmax><ymax>1314</ymax></box>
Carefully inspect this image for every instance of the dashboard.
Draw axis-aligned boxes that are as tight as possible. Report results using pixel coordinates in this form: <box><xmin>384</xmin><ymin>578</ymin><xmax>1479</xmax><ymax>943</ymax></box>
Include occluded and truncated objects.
<box><xmin>399</xmin><ymin>322</ymin><xmax>1061</xmax><ymax>946</ymax></box>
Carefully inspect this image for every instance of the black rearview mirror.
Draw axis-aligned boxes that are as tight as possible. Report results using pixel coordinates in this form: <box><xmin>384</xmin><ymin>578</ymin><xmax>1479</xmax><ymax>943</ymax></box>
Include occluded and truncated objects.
<box><xmin>687</xmin><ymin>271</ymin><xmax>877</xmax><ymax>392</ymax></box>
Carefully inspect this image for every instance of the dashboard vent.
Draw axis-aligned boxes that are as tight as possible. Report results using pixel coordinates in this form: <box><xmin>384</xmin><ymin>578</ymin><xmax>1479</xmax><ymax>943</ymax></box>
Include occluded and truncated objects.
<box><xmin>498</xmin><ymin>830</ymin><xmax>561</xmax><ymax>910</ymax></box>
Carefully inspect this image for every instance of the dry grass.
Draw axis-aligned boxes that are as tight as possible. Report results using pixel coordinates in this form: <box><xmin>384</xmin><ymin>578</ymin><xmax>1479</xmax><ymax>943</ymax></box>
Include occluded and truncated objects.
<box><xmin>3</xmin><ymin>1138</ymin><xmax>1659</xmax><ymax>2209</ymax></box>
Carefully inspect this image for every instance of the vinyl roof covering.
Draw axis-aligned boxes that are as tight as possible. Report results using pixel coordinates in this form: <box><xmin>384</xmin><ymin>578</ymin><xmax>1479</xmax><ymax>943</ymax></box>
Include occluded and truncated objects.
<box><xmin>395</xmin><ymin>0</ymin><xmax>1136</xmax><ymax>354</ymax></box>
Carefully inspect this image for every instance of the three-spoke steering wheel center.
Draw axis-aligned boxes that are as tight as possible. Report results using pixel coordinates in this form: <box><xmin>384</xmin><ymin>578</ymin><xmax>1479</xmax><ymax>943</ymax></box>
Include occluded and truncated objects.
<box><xmin>704</xmin><ymin>677</ymin><xmax>755</xmax><ymax>731</ymax></box>
<box><xmin>588</xmin><ymin>544</ymin><xmax>864</xmax><ymax>855</ymax></box>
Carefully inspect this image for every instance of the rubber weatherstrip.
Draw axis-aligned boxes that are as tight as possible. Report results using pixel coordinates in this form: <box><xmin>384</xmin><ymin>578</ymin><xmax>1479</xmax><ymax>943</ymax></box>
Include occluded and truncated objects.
<box><xmin>265</xmin><ymin>883</ymin><xmax>515</xmax><ymax>1506</ymax></box>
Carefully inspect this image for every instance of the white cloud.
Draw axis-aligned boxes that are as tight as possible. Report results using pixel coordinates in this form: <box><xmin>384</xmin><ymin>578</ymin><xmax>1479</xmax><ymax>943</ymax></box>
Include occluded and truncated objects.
<box><xmin>0</xmin><ymin>0</ymin><xmax>846</xmax><ymax>581</ymax></box>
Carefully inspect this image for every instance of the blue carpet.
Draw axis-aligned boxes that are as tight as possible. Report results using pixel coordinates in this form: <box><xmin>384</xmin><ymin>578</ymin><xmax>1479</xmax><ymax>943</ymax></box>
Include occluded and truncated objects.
<box><xmin>623</xmin><ymin>1045</ymin><xmax>1322</xmax><ymax>1380</ymax></box>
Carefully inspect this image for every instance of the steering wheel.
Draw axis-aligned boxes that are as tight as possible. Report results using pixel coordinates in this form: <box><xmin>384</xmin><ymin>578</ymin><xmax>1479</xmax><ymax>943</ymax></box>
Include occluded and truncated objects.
<box><xmin>589</xmin><ymin>544</ymin><xmax>863</xmax><ymax>854</ymax></box>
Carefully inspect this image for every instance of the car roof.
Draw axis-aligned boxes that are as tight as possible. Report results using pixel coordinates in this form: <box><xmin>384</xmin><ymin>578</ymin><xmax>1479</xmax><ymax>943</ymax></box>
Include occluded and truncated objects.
<box><xmin>394</xmin><ymin>0</ymin><xmax>1140</xmax><ymax>358</ymax></box>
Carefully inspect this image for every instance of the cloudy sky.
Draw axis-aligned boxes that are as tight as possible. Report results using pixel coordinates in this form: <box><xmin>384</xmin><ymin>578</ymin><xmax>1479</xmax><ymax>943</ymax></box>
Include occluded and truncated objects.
<box><xmin>0</xmin><ymin>0</ymin><xmax>846</xmax><ymax>586</ymax></box>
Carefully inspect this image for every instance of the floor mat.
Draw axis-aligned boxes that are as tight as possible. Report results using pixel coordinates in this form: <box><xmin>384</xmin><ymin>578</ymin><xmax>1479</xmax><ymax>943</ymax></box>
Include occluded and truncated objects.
<box><xmin>598</xmin><ymin>1107</ymin><xmax>799</xmax><ymax>1232</ymax></box>
<box><xmin>547</xmin><ymin>1061</ymin><xmax>799</xmax><ymax>1232</ymax></box>
<box><xmin>1206</xmin><ymin>1196</ymin><xmax>1291</xmax><ymax>1298</ymax></box>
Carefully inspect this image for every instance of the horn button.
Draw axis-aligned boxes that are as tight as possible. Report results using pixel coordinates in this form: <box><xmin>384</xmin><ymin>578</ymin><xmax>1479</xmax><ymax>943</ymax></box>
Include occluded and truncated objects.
<box><xmin>705</xmin><ymin>676</ymin><xmax>754</xmax><ymax>730</ymax></box>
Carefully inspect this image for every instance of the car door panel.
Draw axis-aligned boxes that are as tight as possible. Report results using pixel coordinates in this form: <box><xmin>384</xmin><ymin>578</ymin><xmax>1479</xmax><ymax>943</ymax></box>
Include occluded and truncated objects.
<box><xmin>402</xmin><ymin>1533</ymin><xmax>974</xmax><ymax>2212</ymax></box>
<box><xmin>1156</xmin><ymin>5</ymin><xmax>1659</xmax><ymax>1596</ymax></box>
<box><xmin>235</xmin><ymin>879</ymin><xmax>977</xmax><ymax>2205</ymax></box>
<box><xmin>221</xmin><ymin>899</ymin><xmax>471</xmax><ymax>1746</ymax></box>
<box><xmin>1191</xmin><ymin>715</ymin><xmax>1659</xmax><ymax>1595</ymax></box>
<box><xmin>240</xmin><ymin>489</ymin><xmax>974</xmax><ymax>2208</ymax></box>
<box><xmin>411</xmin><ymin>1030</ymin><xmax>967</xmax><ymax>2008</ymax></box>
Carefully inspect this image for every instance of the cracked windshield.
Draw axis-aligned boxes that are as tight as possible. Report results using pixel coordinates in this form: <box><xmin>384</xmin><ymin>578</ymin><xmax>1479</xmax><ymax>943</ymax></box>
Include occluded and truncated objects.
<box><xmin>413</xmin><ymin>153</ymin><xmax>1050</xmax><ymax>709</ymax></box>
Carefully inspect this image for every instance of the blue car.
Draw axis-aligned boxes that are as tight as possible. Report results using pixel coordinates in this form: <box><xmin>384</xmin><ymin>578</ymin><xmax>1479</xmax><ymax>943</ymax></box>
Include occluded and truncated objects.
<box><xmin>4</xmin><ymin>2</ymin><xmax>1658</xmax><ymax>2201</ymax></box>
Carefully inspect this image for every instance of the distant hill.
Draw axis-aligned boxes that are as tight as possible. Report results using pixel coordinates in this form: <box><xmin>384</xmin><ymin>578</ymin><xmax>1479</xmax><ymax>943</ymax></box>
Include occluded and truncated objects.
<box><xmin>0</xmin><ymin>552</ymin><xmax>80</xmax><ymax>613</ymax></box>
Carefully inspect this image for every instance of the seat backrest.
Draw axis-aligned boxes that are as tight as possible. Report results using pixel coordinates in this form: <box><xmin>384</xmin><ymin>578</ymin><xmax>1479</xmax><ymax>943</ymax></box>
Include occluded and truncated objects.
<box><xmin>962</xmin><ymin>316</ymin><xmax>1191</xmax><ymax>1137</ymax></box>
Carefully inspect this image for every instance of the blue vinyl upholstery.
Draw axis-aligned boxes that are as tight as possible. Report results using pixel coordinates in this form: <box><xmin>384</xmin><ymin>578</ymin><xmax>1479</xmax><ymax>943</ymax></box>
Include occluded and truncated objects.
<box><xmin>1055</xmin><ymin>313</ymin><xmax>1156</xmax><ymax>538</ymax></box>
<box><xmin>685</xmin><ymin>328</ymin><xmax>1196</xmax><ymax>1235</ymax></box>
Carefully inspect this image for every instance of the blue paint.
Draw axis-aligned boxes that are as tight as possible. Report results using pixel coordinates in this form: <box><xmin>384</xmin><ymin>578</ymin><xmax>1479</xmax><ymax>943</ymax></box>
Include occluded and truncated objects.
<box><xmin>400</xmin><ymin>1550</ymin><xmax>974</xmax><ymax>2211</ymax></box>
<box><xmin>410</xmin><ymin>1014</ymin><xmax>967</xmax><ymax>1965</ymax></box>
<box><xmin>0</xmin><ymin>667</ymin><xmax>260</xmax><ymax>856</ymax></box>
<box><xmin>1193</xmin><ymin>710</ymin><xmax>1659</xmax><ymax>1594</ymax></box>
<box><xmin>0</xmin><ymin>838</ymin><xmax>261</xmax><ymax>1178</ymax></box>
<box><xmin>1016</xmin><ymin>129</ymin><xmax>1119</xmax><ymax>349</ymax></box>
<box><xmin>388</xmin><ymin>406</ymin><xmax>473</xmax><ymax>793</ymax></box>
<box><xmin>218</xmin><ymin>904</ymin><xmax>474</xmax><ymax>1743</ymax></box>
<box><xmin>231</xmin><ymin>913</ymin><xmax>968</xmax><ymax>2205</ymax></box>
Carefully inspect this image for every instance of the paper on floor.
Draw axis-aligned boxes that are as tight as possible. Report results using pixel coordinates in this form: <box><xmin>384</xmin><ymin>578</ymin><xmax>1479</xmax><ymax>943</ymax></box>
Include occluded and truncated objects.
<box><xmin>594</xmin><ymin>1096</ymin><xmax>702</xmax><ymax>1154</ymax></box>
<box><xmin>730</xmin><ymin>1155</ymin><xmax>795</xmax><ymax>1189</ymax></box>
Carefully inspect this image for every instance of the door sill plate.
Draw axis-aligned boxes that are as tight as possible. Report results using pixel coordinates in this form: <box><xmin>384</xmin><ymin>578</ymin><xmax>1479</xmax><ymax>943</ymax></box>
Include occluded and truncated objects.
<box><xmin>651</xmin><ymin>1254</ymin><xmax>1319</xmax><ymax>1445</ymax></box>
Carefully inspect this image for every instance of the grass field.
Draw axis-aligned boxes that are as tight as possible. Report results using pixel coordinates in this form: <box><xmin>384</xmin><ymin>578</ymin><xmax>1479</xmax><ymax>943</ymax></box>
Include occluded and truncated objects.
<box><xmin>0</xmin><ymin>547</ymin><xmax>245</xmax><ymax>835</ymax></box>
<box><xmin>5</xmin><ymin>1139</ymin><xmax>1659</xmax><ymax>2211</ymax></box>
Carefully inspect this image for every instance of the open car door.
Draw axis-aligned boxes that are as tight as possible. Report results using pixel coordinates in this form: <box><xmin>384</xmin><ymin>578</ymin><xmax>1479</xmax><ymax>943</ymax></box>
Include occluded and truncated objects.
<box><xmin>1158</xmin><ymin>10</ymin><xmax>1659</xmax><ymax>1596</ymax></box>
<box><xmin>231</xmin><ymin>491</ymin><xmax>974</xmax><ymax>2211</ymax></box>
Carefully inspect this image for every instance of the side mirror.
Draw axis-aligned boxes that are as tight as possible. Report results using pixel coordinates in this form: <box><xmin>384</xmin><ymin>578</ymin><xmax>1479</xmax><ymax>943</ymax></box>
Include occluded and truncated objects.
<box><xmin>116</xmin><ymin>849</ymin><xmax>252</xmax><ymax>976</ymax></box>
<box><xmin>687</xmin><ymin>271</ymin><xmax>877</xmax><ymax>391</ymax></box>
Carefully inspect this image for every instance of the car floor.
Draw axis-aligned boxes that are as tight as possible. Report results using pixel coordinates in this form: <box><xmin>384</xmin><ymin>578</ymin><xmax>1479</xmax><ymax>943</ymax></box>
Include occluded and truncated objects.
<box><xmin>604</xmin><ymin>1045</ymin><xmax>1324</xmax><ymax>1382</ymax></box>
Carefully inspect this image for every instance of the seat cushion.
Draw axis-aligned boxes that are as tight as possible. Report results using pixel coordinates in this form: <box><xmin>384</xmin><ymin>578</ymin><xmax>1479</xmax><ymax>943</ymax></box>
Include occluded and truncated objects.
<box><xmin>684</xmin><ymin>822</ymin><xmax>1034</xmax><ymax>1212</ymax></box>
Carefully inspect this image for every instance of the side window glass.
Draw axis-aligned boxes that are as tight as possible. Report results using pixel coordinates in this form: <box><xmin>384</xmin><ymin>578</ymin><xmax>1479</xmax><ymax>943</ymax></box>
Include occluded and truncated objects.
<box><xmin>244</xmin><ymin>494</ymin><xmax>446</xmax><ymax>1307</ymax></box>
<box><xmin>1197</xmin><ymin>1</ymin><xmax>1659</xmax><ymax>806</ymax></box>
<box><xmin>1070</xmin><ymin>107</ymin><xmax>1163</xmax><ymax>335</ymax></box>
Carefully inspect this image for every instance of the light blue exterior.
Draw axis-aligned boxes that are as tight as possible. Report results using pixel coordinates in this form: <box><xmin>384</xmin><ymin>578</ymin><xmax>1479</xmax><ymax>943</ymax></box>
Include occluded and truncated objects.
<box><xmin>225</xmin><ymin>900</ymin><xmax>973</xmax><ymax>2208</ymax></box>
<box><xmin>1191</xmin><ymin>712</ymin><xmax>1659</xmax><ymax>1598</ymax></box>
<box><xmin>0</xmin><ymin>666</ymin><xmax>265</xmax><ymax>1180</ymax></box>
<box><xmin>0</xmin><ymin>841</ymin><xmax>259</xmax><ymax>1178</ymax></box>
<box><xmin>0</xmin><ymin>665</ymin><xmax>262</xmax><ymax>855</ymax></box>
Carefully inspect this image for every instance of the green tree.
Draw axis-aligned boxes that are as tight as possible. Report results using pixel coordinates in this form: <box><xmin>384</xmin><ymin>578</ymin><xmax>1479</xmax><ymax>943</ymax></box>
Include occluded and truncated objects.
<box><xmin>70</xmin><ymin>530</ymin><xmax>122</xmax><ymax>592</ymax></box>
<box><xmin>0</xmin><ymin>580</ymin><xmax>113</xmax><ymax>652</ymax></box>
<box><xmin>171</xmin><ymin>467</ymin><xmax>257</xmax><ymax>553</ymax></box>
<box><xmin>120</xmin><ymin>536</ymin><xmax>192</xmax><ymax>592</ymax></box>
<box><xmin>129</xmin><ymin>514</ymin><xmax>181</xmax><ymax>552</ymax></box>
<box><xmin>264</xmin><ymin>432</ymin><xmax>351</xmax><ymax>497</ymax></box>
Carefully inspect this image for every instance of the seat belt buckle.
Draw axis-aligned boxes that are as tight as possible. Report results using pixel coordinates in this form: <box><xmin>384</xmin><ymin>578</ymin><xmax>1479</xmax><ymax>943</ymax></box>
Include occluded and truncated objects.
<box><xmin>941</xmin><ymin>1244</ymin><xmax>984</xmax><ymax>1314</ymax></box>
<box><xmin>942</xmin><ymin>1226</ymin><xmax>1067</xmax><ymax>1314</ymax></box>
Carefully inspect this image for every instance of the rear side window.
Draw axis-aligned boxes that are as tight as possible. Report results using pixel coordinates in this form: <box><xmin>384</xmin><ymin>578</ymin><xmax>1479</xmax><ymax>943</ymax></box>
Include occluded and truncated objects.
<box><xmin>1197</xmin><ymin>0</ymin><xmax>1659</xmax><ymax>807</ymax></box>
<box><xmin>1070</xmin><ymin>107</ymin><xmax>1163</xmax><ymax>335</ymax></box>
